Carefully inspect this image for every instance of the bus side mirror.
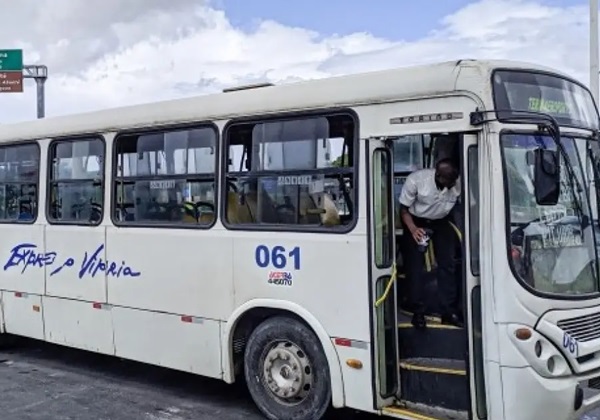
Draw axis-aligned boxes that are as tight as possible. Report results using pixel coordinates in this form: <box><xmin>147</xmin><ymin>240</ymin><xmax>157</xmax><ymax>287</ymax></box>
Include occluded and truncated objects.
<box><xmin>533</xmin><ymin>148</ymin><xmax>560</xmax><ymax>205</ymax></box>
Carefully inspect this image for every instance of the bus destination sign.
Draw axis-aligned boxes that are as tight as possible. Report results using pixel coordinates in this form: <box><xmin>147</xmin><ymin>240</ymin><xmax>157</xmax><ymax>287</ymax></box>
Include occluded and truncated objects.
<box><xmin>493</xmin><ymin>70</ymin><xmax>599</xmax><ymax>130</ymax></box>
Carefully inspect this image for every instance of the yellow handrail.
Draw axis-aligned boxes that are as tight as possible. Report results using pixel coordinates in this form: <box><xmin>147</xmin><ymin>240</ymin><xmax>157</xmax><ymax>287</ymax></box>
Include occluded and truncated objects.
<box><xmin>375</xmin><ymin>262</ymin><xmax>397</xmax><ymax>307</ymax></box>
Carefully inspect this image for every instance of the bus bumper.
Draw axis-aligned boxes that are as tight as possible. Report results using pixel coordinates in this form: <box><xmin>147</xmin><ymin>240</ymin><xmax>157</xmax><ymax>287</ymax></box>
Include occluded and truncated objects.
<box><xmin>501</xmin><ymin>366</ymin><xmax>600</xmax><ymax>420</ymax></box>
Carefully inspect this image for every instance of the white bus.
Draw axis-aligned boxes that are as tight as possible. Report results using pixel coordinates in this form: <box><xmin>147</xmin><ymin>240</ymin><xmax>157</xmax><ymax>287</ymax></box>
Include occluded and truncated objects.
<box><xmin>0</xmin><ymin>59</ymin><xmax>599</xmax><ymax>420</ymax></box>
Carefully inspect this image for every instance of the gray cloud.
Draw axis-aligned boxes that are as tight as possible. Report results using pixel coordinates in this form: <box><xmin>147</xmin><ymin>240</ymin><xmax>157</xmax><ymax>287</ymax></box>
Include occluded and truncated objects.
<box><xmin>3</xmin><ymin>0</ymin><xmax>209</xmax><ymax>74</ymax></box>
<box><xmin>0</xmin><ymin>0</ymin><xmax>596</xmax><ymax>124</ymax></box>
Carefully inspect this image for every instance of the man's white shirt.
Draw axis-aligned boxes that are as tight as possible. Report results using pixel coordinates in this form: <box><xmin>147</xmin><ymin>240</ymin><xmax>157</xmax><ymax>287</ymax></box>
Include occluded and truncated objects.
<box><xmin>399</xmin><ymin>168</ymin><xmax>460</xmax><ymax>220</ymax></box>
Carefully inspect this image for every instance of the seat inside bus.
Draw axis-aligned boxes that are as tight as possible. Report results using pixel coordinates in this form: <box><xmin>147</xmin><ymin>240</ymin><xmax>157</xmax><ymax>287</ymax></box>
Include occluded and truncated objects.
<box><xmin>225</xmin><ymin>115</ymin><xmax>353</xmax><ymax>227</ymax></box>
<box><xmin>226</xmin><ymin>175</ymin><xmax>341</xmax><ymax>226</ymax></box>
<box><xmin>113</xmin><ymin>128</ymin><xmax>218</xmax><ymax>225</ymax></box>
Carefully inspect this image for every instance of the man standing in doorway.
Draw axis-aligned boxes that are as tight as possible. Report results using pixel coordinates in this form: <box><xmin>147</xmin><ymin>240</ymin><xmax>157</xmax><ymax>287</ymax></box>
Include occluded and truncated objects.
<box><xmin>399</xmin><ymin>158</ymin><xmax>463</xmax><ymax>330</ymax></box>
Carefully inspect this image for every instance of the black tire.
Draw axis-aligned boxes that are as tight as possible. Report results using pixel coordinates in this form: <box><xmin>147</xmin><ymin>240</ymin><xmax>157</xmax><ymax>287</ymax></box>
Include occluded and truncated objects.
<box><xmin>244</xmin><ymin>316</ymin><xmax>331</xmax><ymax>420</ymax></box>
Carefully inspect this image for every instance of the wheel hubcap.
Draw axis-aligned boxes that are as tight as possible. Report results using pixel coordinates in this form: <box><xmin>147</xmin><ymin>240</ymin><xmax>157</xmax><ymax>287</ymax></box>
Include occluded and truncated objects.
<box><xmin>263</xmin><ymin>341</ymin><xmax>313</xmax><ymax>404</ymax></box>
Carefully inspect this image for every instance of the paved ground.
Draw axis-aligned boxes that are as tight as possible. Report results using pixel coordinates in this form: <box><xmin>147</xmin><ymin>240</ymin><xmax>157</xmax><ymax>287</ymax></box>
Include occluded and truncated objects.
<box><xmin>0</xmin><ymin>338</ymin><xmax>370</xmax><ymax>420</ymax></box>
<box><xmin>0</xmin><ymin>338</ymin><xmax>598</xmax><ymax>420</ymax></box>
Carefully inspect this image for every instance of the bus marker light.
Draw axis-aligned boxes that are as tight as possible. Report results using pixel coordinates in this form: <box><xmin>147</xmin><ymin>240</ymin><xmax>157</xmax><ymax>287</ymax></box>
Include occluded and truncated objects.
<box><xmin>181</xmin><ymin>316</ymin><xmax>203</xmax><ymax>324</ymax></box>
<box><xmin>334</xmin><ymin>338</ymin><xmax>351</xmax><ymax>347</ymax></box>
<box><xmin>515</xmin><ymin>328</ymin><xmax>532</xmax><ymax>340</ymax></box>
<box><xmin>32</xmin><ymin>305</ymin><xmax>40</xmax><ymax>312</ymax></box>
<box><xmin>334</xmin><ymin>337</ymin><xmax>368</xmax><ymax>349</ymax></box>
<box><xmin>346</xmin><ymin>359</ymin><xmax>363</xmax><ymax>369</ymax></box>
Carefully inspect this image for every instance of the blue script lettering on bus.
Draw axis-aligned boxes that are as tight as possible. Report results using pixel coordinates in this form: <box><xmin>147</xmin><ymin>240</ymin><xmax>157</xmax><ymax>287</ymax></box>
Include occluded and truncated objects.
<box><xmin>3</xmin><ymin>243</ymin><xmax>57</xmax><ymax>273</ymax></box>
<box><xmin>3</xmin><ymin>242</ymin><xmax>140</xmax><ymax>279</ymax></box>
<box><xmin>77</xmin><ymin>244</ymin><xmax>140</xmax><ymax>279</ymax></box>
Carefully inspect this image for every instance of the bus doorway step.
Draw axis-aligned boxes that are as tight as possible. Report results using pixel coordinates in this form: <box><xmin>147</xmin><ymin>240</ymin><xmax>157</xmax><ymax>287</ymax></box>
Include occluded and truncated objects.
<box><xmin>399</xmin><ymin>358</ymin><xmax>468</xmax><ymax>412</ymax></box>
<box><xmin>382</xmin><ymin>401</ymin><xmax>468</xmax><ymax>420</ymax></box>
<box><xmin>397</xmin><ymin>311</ymin><xmax>466</xmax><ymax>360</ymax></box>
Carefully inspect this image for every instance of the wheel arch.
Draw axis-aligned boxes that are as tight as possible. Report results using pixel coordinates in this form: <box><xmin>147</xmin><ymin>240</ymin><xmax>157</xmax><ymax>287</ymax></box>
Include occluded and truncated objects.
<box><xmin>222</xmin><ymin>299</ymin><xmax>345</xmax><ymax>408</ymax></box>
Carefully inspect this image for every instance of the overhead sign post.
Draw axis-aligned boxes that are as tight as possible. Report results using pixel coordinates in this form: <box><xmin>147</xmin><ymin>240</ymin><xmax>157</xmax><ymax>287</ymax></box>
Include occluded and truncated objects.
<box><xmin>0</xmin><ymin>49</ymin><xmax>23</xmax><ymax>93</ymax></box>
<box><xmin>0</xmin><ymin>49</ymin><xmax>48</xmax><ymax>119</ymax></box>
<box><xmin>23</xmin><ymin>65</ymin><xmax>48</xmax><ymax>119</ymax></box>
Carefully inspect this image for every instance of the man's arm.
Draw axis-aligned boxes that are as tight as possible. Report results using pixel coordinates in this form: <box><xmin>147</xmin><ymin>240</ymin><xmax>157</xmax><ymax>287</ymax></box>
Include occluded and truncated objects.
<box><xmin>398</xmin><ymin>176</ymin><xmax>425</xmax><ymax>242</ymax></box>
<box><xmin>400</xmin><ymin>205</ymin><xmax>418</xmax><ymax>233</ymax></box>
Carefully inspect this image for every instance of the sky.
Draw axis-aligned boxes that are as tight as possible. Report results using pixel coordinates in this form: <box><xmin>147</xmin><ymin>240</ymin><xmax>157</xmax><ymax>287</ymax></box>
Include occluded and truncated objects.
<box><xmin>0</xmin><ymin>0</ymin><xmax>596</xmax><ymax>124</ymax></box>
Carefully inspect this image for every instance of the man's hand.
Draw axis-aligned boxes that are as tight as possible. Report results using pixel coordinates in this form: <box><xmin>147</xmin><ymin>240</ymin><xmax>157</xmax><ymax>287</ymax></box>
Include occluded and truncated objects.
<box><xmin>400</xmin><ymin>205</ymin><xmax>426</xmax><ymax>244</ymax></box>
<box><xmin>410</xmin><ymin>227</ymin><xmax>427</xmax><ymax>244</ymax></box>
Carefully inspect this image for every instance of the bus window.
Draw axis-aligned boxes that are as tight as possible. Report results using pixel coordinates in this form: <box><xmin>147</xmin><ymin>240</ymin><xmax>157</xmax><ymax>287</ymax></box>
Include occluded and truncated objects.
<box><xmin>48</xmin><ymin>137</ymin><xmax>104</xmax><ymax>224</ymax></box>
<box><xmin>0</xmin><ymin>143</ymin><xmax>39</xmax><ymax>223</ymax></box>
<box><xmin>113</xmin><ymin>126</ymin><xmax>217</xmax><ymax>226</ymax></box>
<box><xmin>468</xmin><ymin>146</ymin><xmax>480</xmax><ymax>275</ymax></box>
<box><xmin>373</xmin><ymin>148</ymin><xmax>393</xmax><ymax>268</ymax></box>
<box><xmin>224</xmin><ymin>113</ymin><xmax>356</xmax><ymax>229</ymax></box>
<box><xmin>503</xmin><ymin>134</ymin><xmax>597</xmax><ymax>294</ymax></box>
<box><xmin>391</xmin><ymin>135</ymin><xmax>427</xmax><ymax>228</ymax></box>
<box><xmin>393</xmin><ymin>134</ymin><xmax>425</xmax><ymax>173</ymax></box>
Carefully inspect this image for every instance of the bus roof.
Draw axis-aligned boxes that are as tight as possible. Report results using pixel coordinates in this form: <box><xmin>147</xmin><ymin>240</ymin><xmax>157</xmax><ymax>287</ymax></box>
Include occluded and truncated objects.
<box><xmin>0</xmin><ymin>59</ymin><xmax>577</xmax><ymax>142</ymax></box>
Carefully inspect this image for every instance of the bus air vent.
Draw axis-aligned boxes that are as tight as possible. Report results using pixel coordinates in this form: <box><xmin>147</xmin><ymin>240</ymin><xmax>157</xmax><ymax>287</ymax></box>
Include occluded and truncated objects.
<box><xmin>557</xmin><ymin>312</ymin><xmax>600</xmax><ymax>343</ymax></box>
<box><xmin>589</xmin><ymin>376</ymin><xmax>600</xmax><ymax>390</ymax></box>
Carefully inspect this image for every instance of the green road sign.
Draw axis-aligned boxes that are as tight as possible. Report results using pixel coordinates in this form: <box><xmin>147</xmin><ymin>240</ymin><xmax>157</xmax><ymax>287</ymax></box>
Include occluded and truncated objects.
<box><xmin>0</xmin><ymin>49</ymin><xmax>23</xmax><ymax>72</ymax></box>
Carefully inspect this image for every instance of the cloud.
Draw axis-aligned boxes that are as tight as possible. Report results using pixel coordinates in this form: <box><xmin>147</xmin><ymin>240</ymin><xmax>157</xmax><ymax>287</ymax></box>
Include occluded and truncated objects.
<box><xmin>0</xmin><ymin>0</ymin><xmax>595</xmax><ymax>124</ymax></box>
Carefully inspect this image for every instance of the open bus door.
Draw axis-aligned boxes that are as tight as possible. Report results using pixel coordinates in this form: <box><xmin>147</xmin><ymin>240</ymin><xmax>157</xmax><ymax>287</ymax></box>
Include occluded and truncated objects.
<box><xmin>462</xmin><ymin>133</ymin><xmax>488</xmax><ymax>419</ymax></box>
<box><xmin>368</xmin><ymin>131</ymin><xmax>485</xmax><ymax>420</ymax></box>
<box><xmin>367</xmin><ymin>137</ymin><xmax>399</xmax><ymax>408</ymax></box>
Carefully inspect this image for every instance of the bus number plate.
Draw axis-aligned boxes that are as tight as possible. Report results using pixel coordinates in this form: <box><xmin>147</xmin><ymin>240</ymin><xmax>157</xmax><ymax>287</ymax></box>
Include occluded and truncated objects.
<box><xmin>562</xmin><ymin>332</ymin><xmax>579</xmax><ymax>356</ymax></box>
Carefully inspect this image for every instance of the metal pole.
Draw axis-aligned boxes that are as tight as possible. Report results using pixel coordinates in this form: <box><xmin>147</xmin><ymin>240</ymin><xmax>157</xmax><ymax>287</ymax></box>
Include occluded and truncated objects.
<box><xmin>35</xmin><ymin>77</ymin><xmax>45</xmax><ymax>119</ymax></box>
<box><xmin>22</xmin><ymin>65</ymin><xmax>48</xmax><ymax>119</ymax></box>
<box><xmin>591</xmin><ymin>0</ymin><xmax>599</xmax><ymax>104</ymax></box>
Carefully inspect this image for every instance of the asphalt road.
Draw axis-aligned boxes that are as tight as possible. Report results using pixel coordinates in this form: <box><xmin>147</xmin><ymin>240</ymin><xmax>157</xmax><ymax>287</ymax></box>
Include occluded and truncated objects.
<box><xmin>0</xmin><ymin>338</ymin><xmax>370</xmax><ymax>420</ymax></box>
<box><xmin>0</xmin><ymin>338</ymin><xmax>598</xmax><ymax>420</ymax></box>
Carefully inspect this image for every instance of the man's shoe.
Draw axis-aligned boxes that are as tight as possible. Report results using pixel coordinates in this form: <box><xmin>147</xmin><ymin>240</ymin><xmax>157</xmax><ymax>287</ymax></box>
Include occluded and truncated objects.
<box><xmin>412</xmin><ymin>313</ymin><xmax>427</xmax><ymax>330</ymax></box>
<box><xmin>441</xmin><ymin>313</ymin><xmax>464</xmax><ymax>328</ymax></box>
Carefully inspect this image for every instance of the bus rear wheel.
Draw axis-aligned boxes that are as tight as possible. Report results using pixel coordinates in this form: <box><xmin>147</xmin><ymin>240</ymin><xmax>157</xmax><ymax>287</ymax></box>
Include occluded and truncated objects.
<box><xmin>244</xmin><ymin>316</ymin><xmax>331</xmax><ymax>420</ymax></box>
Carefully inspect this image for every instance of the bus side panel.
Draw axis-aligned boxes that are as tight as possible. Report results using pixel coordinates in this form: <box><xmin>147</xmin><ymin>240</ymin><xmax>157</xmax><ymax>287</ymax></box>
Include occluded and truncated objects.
<box><xmin>0</xmin><ymin>225</ymin><xmax>45</xmax><ymax>295</ymax></box>
<box><xmin>42</xmin><ymin>296</ymin><xmax>115</xmax><ymax>355</ymax></box>
<box><xmin>232</xmin><ymin>233</ymin><xmax>370</xmax><ymax>342</ymax></box>
<box><xmin>111</xmin><ymin>306</ymin><xmax>222</xmax><ymax>378</ymax></box>
<box><xmin>2</xmin><ymin>292</ymin><xmax>44</xmax><ymax>340</ymax></box>
<box><xmin>0</xmin><ymin>292</ymin><xmax>5</xmax><ymax>334</ymax></box>
<box><xmin>333</xmin><ymin>340</ymin><xmax>376</xmax><ymax>413</ymax></box>
<box><xmin>105</xmin><ymin>228</ymin><xmax>234</xmax><ymax>320</ymax></box>
<box><xmin>44</xmin><ymin>226</ymin><xmax>107</xmax><ymax>302</ymax></box>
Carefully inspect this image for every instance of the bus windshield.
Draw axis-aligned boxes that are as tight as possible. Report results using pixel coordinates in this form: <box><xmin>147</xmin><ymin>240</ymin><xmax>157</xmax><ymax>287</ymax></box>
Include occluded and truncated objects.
<box><xmin>502</xmin><ymin>134</ymin><xmax>599</xmax><ymax>296</ymax></box>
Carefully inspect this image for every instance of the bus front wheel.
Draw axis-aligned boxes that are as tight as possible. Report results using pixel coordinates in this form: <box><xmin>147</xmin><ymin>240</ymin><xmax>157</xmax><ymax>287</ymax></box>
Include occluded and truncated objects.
<box><xmin>244</xmin><ymin>316</ymin><xmax>331</xmax><ymax>420</ymax></box>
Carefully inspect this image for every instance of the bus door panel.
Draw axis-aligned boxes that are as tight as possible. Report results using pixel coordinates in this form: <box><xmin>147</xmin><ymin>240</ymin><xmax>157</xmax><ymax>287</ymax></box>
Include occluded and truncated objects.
<box><xmin>462</xmin><ymin>133</ymin><xmax>488</xmax><ymax>419</ymax></box>
<box><xmin>473</xmin><ymin>132</ymin><xmax>503</xmax><ymax>419</ymax></box>
<box><xmin>367</xmin><ymin>137</ymin><xmax>398</xmax><ymax>406</ymax></box>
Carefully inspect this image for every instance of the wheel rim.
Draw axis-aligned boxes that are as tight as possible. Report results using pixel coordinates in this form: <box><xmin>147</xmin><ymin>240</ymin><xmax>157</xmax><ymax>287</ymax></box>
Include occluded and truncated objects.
<box><xmin>262</xmin><ymin>341</ymin><xmax>313</xmax><ymax>405</ymax></box>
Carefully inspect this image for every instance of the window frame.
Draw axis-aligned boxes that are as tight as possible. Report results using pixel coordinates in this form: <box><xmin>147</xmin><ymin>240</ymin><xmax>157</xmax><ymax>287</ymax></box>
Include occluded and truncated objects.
<box><xmin>220</xmin><ymin>108</ymin><xmax>360</xmax><ymax>234</ymax></box>
<box><xmin>46</xmin><ymin>134</ymin><xmax>106</xmax><ymax>226</ymax></box>
<box><xmin>0</xmin><ymin>140</ymin><xmax>41</xmax><ymax>225</ymax></box>
<box><xmin>110</xmin><ymin>122</ymin><xmax>220</xmax><ymax>230</ymax></box>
